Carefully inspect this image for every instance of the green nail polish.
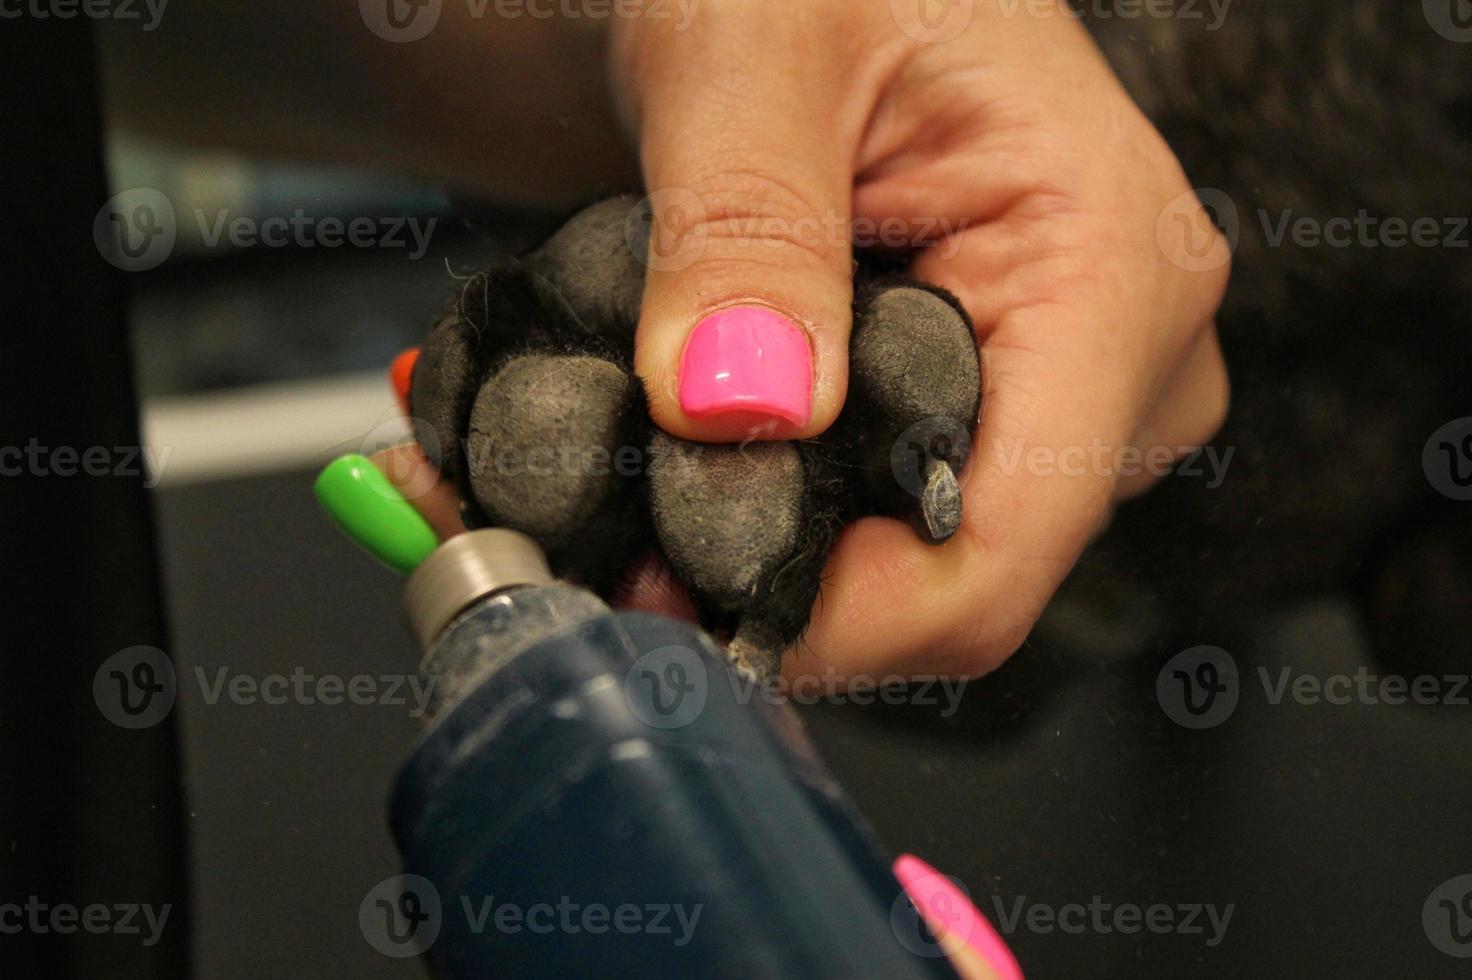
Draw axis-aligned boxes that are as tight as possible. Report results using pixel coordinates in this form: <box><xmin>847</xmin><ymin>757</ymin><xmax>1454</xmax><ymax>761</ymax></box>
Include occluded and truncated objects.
<box><xmin>314</xmin><ymin>454</ymin><xmax>438</xmax><ymax>574</ymax></box>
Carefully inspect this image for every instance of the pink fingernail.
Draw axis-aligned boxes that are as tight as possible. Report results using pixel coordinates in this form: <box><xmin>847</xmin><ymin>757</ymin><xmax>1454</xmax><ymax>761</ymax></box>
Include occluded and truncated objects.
<box><xmin>893</xmin><ymin>854</ymin><xmax>1024</xmax><ymax>980</ymax></box>
<box><xmin>678</xmin><ymin>307</ymin><xmax>813</xmax><ymax>426</ymax></box>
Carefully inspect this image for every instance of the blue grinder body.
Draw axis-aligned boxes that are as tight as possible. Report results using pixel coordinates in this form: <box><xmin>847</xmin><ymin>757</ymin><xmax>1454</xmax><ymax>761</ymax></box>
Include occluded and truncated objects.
<box><xmin>388</xmin><ymin>585</ymin><xmax>958</xmax><ymax>979</ymax></box>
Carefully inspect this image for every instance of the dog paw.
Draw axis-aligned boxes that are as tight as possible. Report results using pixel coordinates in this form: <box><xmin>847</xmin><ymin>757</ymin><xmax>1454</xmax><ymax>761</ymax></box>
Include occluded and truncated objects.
<box><xmin>409</xmin><ymin>196</ymin><xmax>982</xmax><ymax>675</ymax></box>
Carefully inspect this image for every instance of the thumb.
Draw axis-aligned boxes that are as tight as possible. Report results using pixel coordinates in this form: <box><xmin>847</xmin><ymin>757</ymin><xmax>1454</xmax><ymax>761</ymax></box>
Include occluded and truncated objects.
<box><xmin>617</xmin><ymin>4</ymin><xmax>861</xmax><ymax>441</ymax></box>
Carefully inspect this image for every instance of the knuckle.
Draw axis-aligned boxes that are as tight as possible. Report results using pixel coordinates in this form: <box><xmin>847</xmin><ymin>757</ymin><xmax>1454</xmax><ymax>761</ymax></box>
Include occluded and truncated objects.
<box><xmin>678</xmin><ymin>166</ymin><xmax>845</xmax><ymax>268</ymax></box>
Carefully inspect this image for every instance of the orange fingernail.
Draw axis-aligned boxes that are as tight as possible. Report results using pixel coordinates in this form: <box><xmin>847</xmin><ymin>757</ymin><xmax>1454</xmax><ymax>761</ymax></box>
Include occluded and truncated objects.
<box><xmin>390</xmin><ymin>347</ymin><xmax>419</xmax><ymax>416</ymax></box>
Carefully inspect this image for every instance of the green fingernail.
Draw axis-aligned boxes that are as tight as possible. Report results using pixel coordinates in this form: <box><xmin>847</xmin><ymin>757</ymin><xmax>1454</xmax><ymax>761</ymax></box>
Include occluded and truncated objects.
<box><xmin>314</xmin><ymin>453</ymin><xmax>438</xmax><ymax>574</ymax></box>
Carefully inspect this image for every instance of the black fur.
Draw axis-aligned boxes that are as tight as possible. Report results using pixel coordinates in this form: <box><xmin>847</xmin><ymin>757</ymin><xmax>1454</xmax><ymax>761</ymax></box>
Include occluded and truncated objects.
<box><xmin>1035</xmin><ymin>2</ymin><xmax>1472</xmax><ymax>668</ymax></box>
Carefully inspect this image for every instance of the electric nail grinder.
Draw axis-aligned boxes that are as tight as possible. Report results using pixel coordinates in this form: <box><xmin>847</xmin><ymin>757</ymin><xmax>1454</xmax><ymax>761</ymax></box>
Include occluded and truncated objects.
<box><xmin>317</xmin><ymin>454</ymin><xmax>960</xmax><ymax>978</ymax></box>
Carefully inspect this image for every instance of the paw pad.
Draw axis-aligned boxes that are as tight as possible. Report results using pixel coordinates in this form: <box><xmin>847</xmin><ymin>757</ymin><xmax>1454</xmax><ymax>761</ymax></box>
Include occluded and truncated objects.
<box><xmin>409</xmin><ymin>196</ymin><xmax>982</xmax><ymax>676</ymax></box>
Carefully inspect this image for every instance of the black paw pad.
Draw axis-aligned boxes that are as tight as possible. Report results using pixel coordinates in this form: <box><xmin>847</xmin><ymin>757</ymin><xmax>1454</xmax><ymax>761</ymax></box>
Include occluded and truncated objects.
<box><xmin>465</xmin><ymin>354</ymin><xmax>645</xmax><ymax>586</ymax></box>
<box><xmin>409</xmin><ymin>197</ymin><xmax>984</xmax><ymax>676</ymax></box>
<box><xmin>839</xmin><ymin>281</ymin><xmax>981</xmax><ymax>542</ymax></box>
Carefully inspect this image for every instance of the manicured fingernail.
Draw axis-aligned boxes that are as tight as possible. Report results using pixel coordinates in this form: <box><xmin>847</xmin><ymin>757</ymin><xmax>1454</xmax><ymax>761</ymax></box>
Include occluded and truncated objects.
<box><xmin>678</xmin><ymin>307</ymin><xmax>812</xmax><ymax>425</ymax></box>
<box><xmin>894</xmin><ymin>854</ymin><xmax>1023</xmax><ymax>980</ymax></box>
<box><xmin>390</xmin><ymin>347</ymin><xmax>419</xmax><ymax>416</ymax></box>
<box><xmin>314</xmin><ymin>454</ymin><xmax>438</xmax><ymax>575</ymax></box>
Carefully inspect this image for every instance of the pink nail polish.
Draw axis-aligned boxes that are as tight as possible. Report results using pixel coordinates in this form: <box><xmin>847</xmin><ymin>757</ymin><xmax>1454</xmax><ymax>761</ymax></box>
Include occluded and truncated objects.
<box><xmin>893</xmin><ymin>854</ymin><xmax>1024</xmax><ymax>980</ymax></box>
<box><xmin>678</xmin><ymin>307</ymin><xmax>813</xmax><ymax>426</ymax></box>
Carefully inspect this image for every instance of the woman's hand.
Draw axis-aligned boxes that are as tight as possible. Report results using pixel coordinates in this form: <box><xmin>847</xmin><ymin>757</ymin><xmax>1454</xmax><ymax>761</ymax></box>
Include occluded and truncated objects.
<box><xmin>608</xmin><ymin>0</ymin><xmax>1230</xmax><ymax>682</ymax></box>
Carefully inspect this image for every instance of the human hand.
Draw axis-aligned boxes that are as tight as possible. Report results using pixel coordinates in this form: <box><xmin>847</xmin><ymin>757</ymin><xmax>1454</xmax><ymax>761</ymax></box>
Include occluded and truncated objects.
<box><xmin>608</xmin><ymin>0</ymin><xmax>1230</xmax><ymax>682</ymax></box>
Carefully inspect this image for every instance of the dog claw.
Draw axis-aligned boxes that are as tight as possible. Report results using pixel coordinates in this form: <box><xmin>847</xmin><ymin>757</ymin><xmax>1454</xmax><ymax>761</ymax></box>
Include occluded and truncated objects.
<box><xmin>921</xmin><ymin>458</ymin><xmax>963</xmax><ymax>543</ymax></box>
